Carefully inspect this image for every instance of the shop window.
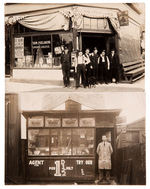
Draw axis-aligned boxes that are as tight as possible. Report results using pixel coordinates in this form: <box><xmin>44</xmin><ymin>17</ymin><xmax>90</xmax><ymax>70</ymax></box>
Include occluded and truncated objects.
<box><xmin>14</xmin><ymin>36</ymin><xmax>33</xmax><ymax>68</ymax></box>
<box><xmin>32</xmin><ymin>35</ymin><xmax>52</xmax><ymax>68</ymax></box>
<box><xmin>28</xmin><ymin>129</ymin><xmax>50</xmax><ymax>156</ymax></box>
<box><xmin>28</xmin><ymin>128</ymin><xmax>94</xmax><ymax>156</ymax></box>
<box><xmin>14</xmin><ymin>33</ymin><xmax>73</xmax><ymax>69</ymax></box>
<box><xmin>72</xmin><ymin>129</ymin><xmax>94</xmax><ymax>155</ymax></box>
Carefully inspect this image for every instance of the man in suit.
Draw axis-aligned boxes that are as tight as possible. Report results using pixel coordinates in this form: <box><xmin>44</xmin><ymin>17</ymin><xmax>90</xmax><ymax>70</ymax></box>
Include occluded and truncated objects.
<box><xmin>109</xmin><ymin>49</ymin><xmax>120</xmax><ymax>83</ymax></box>
<box><xmin>61</xmin><ymin>46</ymin><xmax>71</xmax><ymax>87</ymax></box>
<box><xmin>90</xmin><ymin>47</ymin><xmax>99</xmax><ymax>83</ymax></box>
<box><xmin>99</xmin><ymin>50</ymin><xmax>110</xmax><ymax>84</ymax></box>
<box><xmin>97</xmin><ymin>135</ymin><xmax>113</xmax><ymax>182</ymax></box>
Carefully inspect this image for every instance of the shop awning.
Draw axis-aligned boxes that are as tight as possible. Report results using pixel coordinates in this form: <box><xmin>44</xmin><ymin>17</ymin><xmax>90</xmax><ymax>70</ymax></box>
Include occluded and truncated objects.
<box><xmin>5</xmin><ymin>6</ymin><xmax>120</xmax><ymax>35</ymax></box>
<box><xmin>5</xmin><ymin>11</ymin><xmax>69</xmax><ymax>31</ymax></box>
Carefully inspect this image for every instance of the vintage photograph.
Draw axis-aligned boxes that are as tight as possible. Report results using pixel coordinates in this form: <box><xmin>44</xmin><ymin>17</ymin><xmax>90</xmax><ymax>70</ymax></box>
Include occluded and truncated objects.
<box><xmin>5</xmin><ymin>92</ymin><xmax>145</xmax><ymax>185</ymax></box>
<box><xmin>5</xmin><ymin>3</ymin><xmax>145</xmax><ymax>93</ymax></box>
<box><xmin>3</xmin><ymin>2</ymin><xmax>147</xmax><ymax>187</ymax></box>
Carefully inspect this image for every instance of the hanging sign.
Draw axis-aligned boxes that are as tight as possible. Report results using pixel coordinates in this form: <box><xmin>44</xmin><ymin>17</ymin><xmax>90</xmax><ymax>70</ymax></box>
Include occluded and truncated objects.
<box><xmin>117</xmin><ymin>11</ymin><xmax>129</xmax><ymax>26</ymax></box>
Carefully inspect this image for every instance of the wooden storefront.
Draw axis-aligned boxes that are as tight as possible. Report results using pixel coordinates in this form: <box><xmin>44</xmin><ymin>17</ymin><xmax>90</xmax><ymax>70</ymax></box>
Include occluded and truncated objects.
<box><xmin>5</xmin><ymin>4</ymin><xmax>144</xmax><ymax>82</ymax></box>
<box><xmin>20</xmin><ymin>99</ymin><xmax>120</xmax><ymax>183</ymax></box>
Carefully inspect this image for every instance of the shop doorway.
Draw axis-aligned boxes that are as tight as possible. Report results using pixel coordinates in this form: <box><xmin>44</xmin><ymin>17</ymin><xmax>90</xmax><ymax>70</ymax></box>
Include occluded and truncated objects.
<box><xmin>95</xmin><ymin>128</ymin><xmax>115</xmax><ymax>179</ymax></box>
<box><xmin>82</xmin><ymin>33</ymin><xmax>116</xmax><ymax>55</ymax></box>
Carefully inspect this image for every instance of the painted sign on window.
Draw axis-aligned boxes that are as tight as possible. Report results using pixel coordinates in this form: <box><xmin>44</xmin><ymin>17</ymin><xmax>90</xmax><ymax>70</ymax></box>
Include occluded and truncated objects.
<box><xmin>62</xmin><ymin>118</ymin><xmax>78</xmax><ymax>127</ymax></box>
<box><xmin>28</xmin><ymin>116</ymin><xmax>44</xmax><ymax>127</ymax></box>
<box><xmin>45</xmin><ymin>117</ymin><xmax>61</xmax><ymax>127</ymax></box>
<box><xmin>79</xmin><ymin>118</ymin><xmax>95</xmax><ymax>127</ymax></box>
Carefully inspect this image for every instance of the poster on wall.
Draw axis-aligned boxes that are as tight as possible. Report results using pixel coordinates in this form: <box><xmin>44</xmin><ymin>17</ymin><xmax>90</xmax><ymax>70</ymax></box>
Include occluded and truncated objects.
<box><xmin>14</xmin><ymin>37</ymin><xmax>24</xmax><ymax>58</ymax></box>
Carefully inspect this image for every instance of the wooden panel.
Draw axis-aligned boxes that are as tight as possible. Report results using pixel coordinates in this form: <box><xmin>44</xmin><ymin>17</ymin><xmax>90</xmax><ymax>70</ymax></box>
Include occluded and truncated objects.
<box><xmin>27</xmin><ymin>157</ymin><xmax>95</xmax><ymax>181</ymax></box>
<box><xmin>5</xmin><ymin>94</ymin><xmax>21</xmax><ymax>183</ymax></box>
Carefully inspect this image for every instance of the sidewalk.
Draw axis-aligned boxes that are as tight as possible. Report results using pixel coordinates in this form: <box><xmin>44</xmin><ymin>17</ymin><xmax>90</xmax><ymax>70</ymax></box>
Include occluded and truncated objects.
<box><xmin>5</xmin><ymin>77</ymin><xmax>145</xmax><ymax>93</ymax></box>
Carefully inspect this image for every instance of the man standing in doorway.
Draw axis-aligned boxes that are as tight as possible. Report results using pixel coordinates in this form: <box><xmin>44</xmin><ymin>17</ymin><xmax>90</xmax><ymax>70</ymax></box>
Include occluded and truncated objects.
<box><xmin>61</xmin><ymin>47</ymin><xmax>71</xmax><ymax>87</ymax></box>
<box><xmin>109</xmin><ymin>49</ymin><xmax>120</xmax><ymax>83</ymax></box>
<box><xmin>90</xmin><ymin>47</ymin><xmax>99</xmax><ymax>84</ymax></box>
<box><xmin>97</xmin><ymin>135</ymin><xmax>113</xmax><ymax>183</ymax></box>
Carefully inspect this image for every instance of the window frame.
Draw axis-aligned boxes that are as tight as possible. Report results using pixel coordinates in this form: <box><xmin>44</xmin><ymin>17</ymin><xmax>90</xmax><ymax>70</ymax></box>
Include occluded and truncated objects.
<box><xmin>27</xmin><ymin>115</ymin><xmax>95</xmax><ymax>157</ymax></box>
<box><xmin>13</xmin><ymin>31</ymin><xmax>73</xmax><ymax>70</ymax></box>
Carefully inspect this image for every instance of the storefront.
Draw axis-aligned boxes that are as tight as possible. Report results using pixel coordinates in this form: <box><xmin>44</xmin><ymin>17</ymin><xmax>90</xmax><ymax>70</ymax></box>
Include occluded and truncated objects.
<box><xmin>5</xmin><ymin>4</ymin><xmax>144</xmax><ymax>82</ymax></box>
<box><xmin>21</xmin><ymin>99</ymin><xmax>120</xmax><ymax>182</ymax></box>
<box><xmin>5</xmin><ymin>93</ymin><xmax>146</xmax><ymax>184</ymax></box>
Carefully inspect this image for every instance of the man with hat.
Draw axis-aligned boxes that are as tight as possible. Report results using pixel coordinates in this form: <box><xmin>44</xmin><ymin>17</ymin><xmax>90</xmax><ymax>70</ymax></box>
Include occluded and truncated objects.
<box><xmin>90</xmin><ymin>47</ymin><xmax>99</xmax><ymax>83</ymax></box>
<box><xmin>109</xmin><ymin>49</ymin><xmax>120</xmax><ymax>83</ymax></box>
<box><xmin>61</xmin><ymin>46</ymin><xmax>71</xmax><ymax>87</ymax></box>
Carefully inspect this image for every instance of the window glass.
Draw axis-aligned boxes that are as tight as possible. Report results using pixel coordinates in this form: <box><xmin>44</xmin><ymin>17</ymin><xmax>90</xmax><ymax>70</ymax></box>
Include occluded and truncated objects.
<box><xmin>28</xmin><ymin>128</ymin><xmax>94</xmax><ymax>156</ymax></box>
<box><xmin>32</xmin><ymin>35</ymin><xmax>52</xmax><ymax>68</ymax></box>
<box><xmin>14</xmin><ymin>33</ymin><xmax>73</xmax><ymax>69</ymax></box>
<box><xmin>28</xmin><ymin>129</ymin><xmax>49</xmax><ymax>156</ymax></box>
<box><xmin>14</xmin><ymin>37</ymin><xmax>33</xmax><ymax>68</ymax></box>
<box><xmin>50</xmin><ymin>129</ymin><xmax>72</xmax><ymax>155</ymax></box>
<box><xmin>14</xmin><ymin>37</ymin><xmax>25</xmax><ymax>68</ymax></box>
<box><xmin>72</xmin><ymin>129</ymin><xmax>94</xmax><ymax>155</ymax></box>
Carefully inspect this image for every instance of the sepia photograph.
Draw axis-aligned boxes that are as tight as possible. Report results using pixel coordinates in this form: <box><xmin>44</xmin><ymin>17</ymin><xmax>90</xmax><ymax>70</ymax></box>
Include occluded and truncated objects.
<box><xmin>2</xmin><ymin>1</ymin><xmax>148</xmax><ymax>188</ymax></box>
<box><xmin>5</xmin><ymin>3</ymin><xmax>145</xmax><ymax>93</ymax></box>
<box><xmin>5</xmin><ymin>92</ymin><xmax>145</xmax><ymax>185</ymax></box>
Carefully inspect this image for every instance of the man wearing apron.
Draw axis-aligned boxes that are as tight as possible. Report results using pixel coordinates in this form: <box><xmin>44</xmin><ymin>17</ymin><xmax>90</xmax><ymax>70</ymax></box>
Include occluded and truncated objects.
<box><xmin>97</xmin><ymin>135</ymin><xmax>113</xmax><ymax>182</ymax></box>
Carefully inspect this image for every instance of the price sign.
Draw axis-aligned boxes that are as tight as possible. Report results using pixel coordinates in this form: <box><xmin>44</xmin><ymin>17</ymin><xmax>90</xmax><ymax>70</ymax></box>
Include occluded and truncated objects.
<box><xmin>27</xmin><ymin>158</ymin><xmax>95</xmax><ymax>180</ymax></box>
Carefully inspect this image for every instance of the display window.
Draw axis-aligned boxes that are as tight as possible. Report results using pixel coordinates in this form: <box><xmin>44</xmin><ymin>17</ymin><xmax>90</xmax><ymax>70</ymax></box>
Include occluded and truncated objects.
<box><xmin>32</xmin><ymin>35</ymin><xmax>52</xmax><ymax>68</ymax></box>
<box><xmin>72</xmin><ymin>129</ymin><xmax>94</xmax><ymax>155</ymax></box>
<box><xmin>28</xmin><ymin>129</ymin><xmax>50</xmax><ymax>156</ymax></box>
<box><xmin>27</xmin><ymin>128</ymin><xmax>94</xmax><ymax>156</ymax></box>
<box><xmin>14</xmin><ymin>32</ymin><xmax>73</xmax><ymax>69</ymax></box>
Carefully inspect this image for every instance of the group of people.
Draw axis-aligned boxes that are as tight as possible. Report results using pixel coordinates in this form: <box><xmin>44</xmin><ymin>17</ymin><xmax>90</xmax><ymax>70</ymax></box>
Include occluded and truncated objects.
<box><xmin>61</xmin><ymin>46</ymin><xmax>121</xmax><ymax>88</ymax></box>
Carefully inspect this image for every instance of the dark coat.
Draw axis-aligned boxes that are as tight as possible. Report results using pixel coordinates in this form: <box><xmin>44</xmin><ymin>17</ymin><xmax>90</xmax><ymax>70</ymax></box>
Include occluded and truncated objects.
<box><xmin>99</xmin><ymin>55</ymin><xmax>109</xmax><ymax>70</ymax></box>
<box><xmin>90</xmin><ymin>53</ymin><xmax>99</xmax><ymax>66</ymax></box>
<box><xmin>109</xmin><ymin>54</ymin><xmax>120</xmax><ymax>70</ymax></box>
<box><xmin>61</xmin><ymin>53</ymin><xmax>71</xmax><ymax>68</ymax></box>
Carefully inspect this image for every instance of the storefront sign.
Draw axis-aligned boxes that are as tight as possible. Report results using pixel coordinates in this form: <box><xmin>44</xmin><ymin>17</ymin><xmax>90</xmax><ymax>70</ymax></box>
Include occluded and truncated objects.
<box><xmin>45</xmin><ymin>117</ymin><xmax>61</xmax><ymax>127</ymax></box>
<box><xmin>32</xmin><ymin>41</ymin><xmax>51</xmax><ymax>45</ymax></box>
<box><xmin>62</xmin><ymin>118</ymin><xmax>78</xmax><ymax>127</ymax></box>
<box><xmin>14</xmin><ymin>37</ymin><xmax>24</xmax><ymax>58</ymax></box>
<box><xmin>32</xmin><ymin>40</ymin><xmax>51</xmax><ymax>49</ymax></box>
<box><xmin>27</xmin><ymin>158</ymin><xmax>94</xmax><ymax>179</ymax></box>
<box><xmin>29</xmin><ymin>160</ymin><xmax>44</xmax><ymax>167</ymax></box>
<box><xmin>80</xmin><ymin>118</ymin><xmax>95</xmax><ymax>127</ymax></box>
<box><xmin>117</xmin><ymin>11</ymin><xmax>129</xmax><ymax>26</ymax></box>
<box><xmin>48</xmin><ymin>159</ymin><xmax>94</xmax><ymax>177</ymax></box>
<box><xmin>28</xmin><ymin>116</ymin><xmax>44</xmax><ymax>127</ymax></box>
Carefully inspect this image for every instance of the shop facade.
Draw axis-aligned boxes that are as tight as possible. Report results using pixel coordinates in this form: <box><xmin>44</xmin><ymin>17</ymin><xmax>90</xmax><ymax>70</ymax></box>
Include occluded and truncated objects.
<box><xmin>5</xmin><ymin>3</ymin><xmax>144</xmax><ymax>82</ymax></box>
<box><xmin>22</xmin><ymin>99</ymin><xmax>120</xmax><ymax>182</ymax></box>
<box><xmin>5</xmin><ymin>94</ymin><xmax>146</xmax><ymax>184</ymax></box>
